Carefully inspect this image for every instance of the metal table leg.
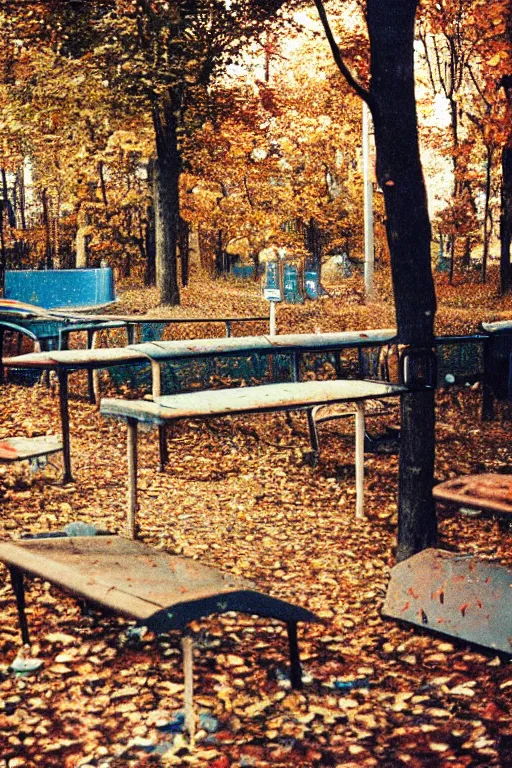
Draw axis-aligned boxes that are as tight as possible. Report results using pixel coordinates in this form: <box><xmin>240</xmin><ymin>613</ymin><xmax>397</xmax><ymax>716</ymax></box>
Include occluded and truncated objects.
<box><xmin>354</xmin><ymin>402</ymin><xmax>365</xmax><ymax>519</ymax></box>
<box><xmin>127</xmin><ymin>417</ymin><xmax>138</xmax><ymax>539</ymax></box>
<box><xmin>287</xmin><ymin>621</ymin><xmax>302</xmax><ymax>689</ymax></box>
<box><xmin>58</xmin><ymin>369</ymin><xmax>74</xmax><ymax>484</ymax></box>
<box><xmin>10</xmin><ymin>567</ymin><xmax>30</xmax><ymax>645</ymax></box>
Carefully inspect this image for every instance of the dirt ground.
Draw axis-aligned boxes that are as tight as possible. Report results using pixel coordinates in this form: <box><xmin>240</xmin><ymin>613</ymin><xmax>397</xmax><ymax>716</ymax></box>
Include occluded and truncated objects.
<box><xmin>0</xmin><ymin>269</ymin><xmax>511</xmax><ymax>767</ymax></box>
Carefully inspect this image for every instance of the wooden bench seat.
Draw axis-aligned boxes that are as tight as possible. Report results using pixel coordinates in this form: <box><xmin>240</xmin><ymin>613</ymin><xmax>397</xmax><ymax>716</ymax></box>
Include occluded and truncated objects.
<box><xmin>0</xmin><ymin>534</ymin><xmax>319</xmax><ymax>733</ymax></box>
<box><xmin>100</xmin><ymin>379</ymin><xmax>407</xmax><ymax>537</ymax></box>
<box><xmin>433</xmin><ymin>473</ymin><xmax>512</xmax><ymax>517</ymax></box>
<box><xmin>0</xmin><ymin>435</ymin><xmax>62</xmax><ymax>465</ymax></box>
<box><xmin>3</xmin><ymin>329</ymin><xmax>397</xmax><ymax>483</ymax></box>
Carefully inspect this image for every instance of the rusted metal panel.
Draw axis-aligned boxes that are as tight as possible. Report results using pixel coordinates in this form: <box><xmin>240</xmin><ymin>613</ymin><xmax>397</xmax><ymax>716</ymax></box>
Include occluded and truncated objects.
<box><xmin>434</xmin><ymin>474</ymin><xmax>512</xmax><ymax>516</ymax></box>
<box><xmin>383</xmin><ymin>548</ymin><xmax>512</xmax><ymax>653</ymax></box>
<box><xmin>100</xmin><ymin>380</ymin><xmax>407</xmax><ymax>425</ymax></box>
<box><xmin>0</xmin><ymin>436</ymin><xmax>62</xmax><ymax>463</ymax></box>
<box><xmin>0</xmin><ymin>536</ymin><xmax>318</xmax><ymax>629</ymax></box>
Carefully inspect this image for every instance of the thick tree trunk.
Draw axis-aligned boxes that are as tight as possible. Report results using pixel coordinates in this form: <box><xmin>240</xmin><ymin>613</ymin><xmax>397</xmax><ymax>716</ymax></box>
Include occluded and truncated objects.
<box><xmin>179</xmin><ymin>217</ymin><xmax>189</xmax><ymax>287</ymax></box>
<box><xmin>41</xmin><ymin>189</ymin><xmax>53</xmax><ymax>269</ymax></box>
<box><xmin>482</xmin><ymin>145</ymin><xmax>493</xmax><ymax>283</ymax></box>
<box><xmin>144</xmin><ymin>159</ymin><xmax>156</xmax><ymax>287</ymax></box>
<box><xmin>152</xmin><ymin>91</ymin><xmax>181</xmax><ymax>306</ymax></box>
<box><xmin>367</xmin><ymin>0</ymin><xmax>437</xmax><ymax>561</ymax></box>
<box><xmin>500</xmin><ymin>145</ymin><xmax>512</xmax><ymax>294</ymax></box>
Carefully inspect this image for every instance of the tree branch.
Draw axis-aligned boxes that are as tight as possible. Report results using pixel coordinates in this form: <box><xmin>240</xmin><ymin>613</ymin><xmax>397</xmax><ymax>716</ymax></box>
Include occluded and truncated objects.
<box><xmin>312</xmin><ymin>0</ymin><xmax>372</xmax><ymax>109</ymax></box>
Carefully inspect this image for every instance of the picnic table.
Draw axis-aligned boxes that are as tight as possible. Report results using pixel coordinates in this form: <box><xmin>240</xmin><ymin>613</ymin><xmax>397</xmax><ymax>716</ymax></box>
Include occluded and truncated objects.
<box><xmin>0</xmin><ymin>435</ymin><xmax>62</xmax><ymax>466</ymax></box>
<box><xmin>2</xmin><ymin>329</ymin><xmax>397</xmax><ymax>483</ymax></box>
<box><xmin>0</xmin><ymin>534</ymin><xmax>319</xmax><ymax>732</ymax></box>
<box><xmin>433</xmin><ymin>473</ymin><xmax>512</xmax><ymax>517</ymax></box>
<box><xmin>100</xmin><ymin>379</ymin><xmax>407</xmax><ymax>537</ymax></box>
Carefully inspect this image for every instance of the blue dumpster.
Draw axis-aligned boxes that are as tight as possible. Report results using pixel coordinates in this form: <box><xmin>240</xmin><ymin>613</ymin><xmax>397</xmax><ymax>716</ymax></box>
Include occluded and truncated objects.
<box><xmin>4</xmin><ymin>268</ymin><xmax>116</xmax><ymax>310</ymax></box>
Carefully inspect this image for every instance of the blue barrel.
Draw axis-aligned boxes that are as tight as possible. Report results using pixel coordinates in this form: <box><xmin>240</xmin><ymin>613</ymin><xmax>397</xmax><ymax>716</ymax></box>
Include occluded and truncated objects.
<box><xmin>304</xmin><ymin>270</ymin><xmax>319</xmax><ymax>300</ymax></box>
<box><xmin>4</xmin><ymin>268</ymin><xmax>116</xmax><ymax>310</ymax></box>
<box><xmin>283</xmin><ymin>264</ymin><xmax>303</xmax><ymax>304</ymax></box>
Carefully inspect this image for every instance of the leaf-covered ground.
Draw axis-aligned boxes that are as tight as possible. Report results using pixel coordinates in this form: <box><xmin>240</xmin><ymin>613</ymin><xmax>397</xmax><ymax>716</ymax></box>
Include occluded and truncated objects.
<box><xmin>0</xmin><ymin>270</ymin><xmax>511</xmax><ymax>767</ymax></box>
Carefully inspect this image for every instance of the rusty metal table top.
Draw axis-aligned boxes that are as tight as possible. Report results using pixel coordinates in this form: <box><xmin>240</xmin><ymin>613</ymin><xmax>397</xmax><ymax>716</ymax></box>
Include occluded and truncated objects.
<box><xmin>0</xmin><ymin>535</ymin><xmax>317</xmax><ymax>632</ymax></box>
<box><xmin>433</xmin><ymin>474</ymin><xmax>512</xmax><ymax>516</ymax></box>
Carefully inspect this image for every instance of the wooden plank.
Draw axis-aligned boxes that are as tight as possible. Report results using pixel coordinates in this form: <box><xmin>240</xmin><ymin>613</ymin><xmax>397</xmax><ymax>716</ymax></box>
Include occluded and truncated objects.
<box><xmin>0</xmin><ymin>536</ymin><xmax>318</xmax><ymax>629</ymax></box>
<box><xmin>0</xmin><ymin>436</ymin><xmax>62</xmax><ymax>462</ymax></box>
<box><xmin>100</xmin><ymin>380</ymin><xmax>407</xmax><ymax>425</ymax></box>
<box><xmin>2</xmin><ymin>347</ymin><xmax>146</xmax><ymax>370</ymax></box>
<box><xmin>58</xmin><ymin>313</ymin><xmax>270</xmax><ymax>324</ymax></box>
<box><xmin>481</xmin><ymin>321</ymin><xmax>512</xmax><ymax>334</ymax></box>
<box><xmin>434</xmin><ymin>474</ymin><xmax>512</xmax><ymax>516</ymax></box>
<box><xmin>131</xmin><ymin>335</ymin><xmax>273</xmax><ymax>361</ymax></box>
<box><xmin>131</xmin><ymin>329</ymin><xmax>397</xmax><ymax>364</ymax></box>
<box><xmin>264</xmin><ymin>329</ymin><xmax>397</xmax><ymax>349</ymax></box>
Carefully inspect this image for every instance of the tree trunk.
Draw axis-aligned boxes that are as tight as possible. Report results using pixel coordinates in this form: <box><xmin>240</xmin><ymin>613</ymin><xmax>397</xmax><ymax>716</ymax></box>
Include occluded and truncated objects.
<box><xmin>152</xmin><ymin>90</ymin><xmax>181</xmax><ymax>306</ymax></box>
<box><xmin>367</xmin><ymin>0</ymin><xmax>437</xmax><ymax>561</ymax></box>
<box><xmin>0</xmin><ymin>203</ymin><xmax>6</xmax><ymax>292</ymax></box>
<box><xmin>482</xmin><ymin>145</ymin><xmax>493</xmax><ymax>283</ymax></box>
<box><xmin>179</xmin><ymin>217</ymin><xmax>189</xmax><ymax>287</ymax></box>
<box><xmin>500</xmin><ymin>145</ymin><xmax>512</xmax><ymax>294</ymax></box>
<box><xmin>145</xmin><ymin>160</ymin><xmax>156</xmax><ymax>287</ymax></box>
<box><xmin>304</xmin><ymin>217</ymin><xmax>323</xmax><ymax>281</ymax></box>
<box><xmin>41</xmin><ymin>189</ymin><xmax>53</xmax><ymax>269</ymax></box>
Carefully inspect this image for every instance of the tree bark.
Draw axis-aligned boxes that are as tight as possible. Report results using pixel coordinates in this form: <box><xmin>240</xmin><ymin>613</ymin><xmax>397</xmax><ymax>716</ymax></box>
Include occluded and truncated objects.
<box><xmin>41</xmin><ymin>188</ymin><xmax>53</xmax><ymax>269</ymax></box>
<box><xmin>179</xmin><ymin>217</ymin><xmax>190</xmax><ymax>287</ymax></box>
<box><xmin>367</xmin><ymin>0</ymin><xmax>437</xmax><ymax>561</ymax></box>
<box><xmin>144</xmin><ymin>159</ymin><xmax>156</xmax><ymax>287</ymax></box>
<box><xmin>500</xmin><ymin>145</ymin><xmax>512</xmax><ymax>294</ymax></box>
<box><xmin>152</xmin><ymin>90</ymin><xmax>181</xmax><ymax>306</ymax></box>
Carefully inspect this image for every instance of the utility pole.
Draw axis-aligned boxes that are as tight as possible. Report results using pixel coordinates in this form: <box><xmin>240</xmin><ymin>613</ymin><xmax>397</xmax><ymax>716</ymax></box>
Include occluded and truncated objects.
<box><xmin>362</xmin><ymin>101</ymin><xmax>374</xmax><ymax>300</ymax></box>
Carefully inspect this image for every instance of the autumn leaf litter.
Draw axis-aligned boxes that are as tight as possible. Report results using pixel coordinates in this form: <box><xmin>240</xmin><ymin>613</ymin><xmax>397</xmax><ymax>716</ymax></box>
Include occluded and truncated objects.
<box><xmin>0</xmin><ymin>276</ymin><xmax>511</xmax><ymax>768</ymax></box>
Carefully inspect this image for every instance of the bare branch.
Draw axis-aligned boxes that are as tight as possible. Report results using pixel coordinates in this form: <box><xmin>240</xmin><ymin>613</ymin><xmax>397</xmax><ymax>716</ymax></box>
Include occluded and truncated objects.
<box><xmin>312</xmin><ymin>0</ymin><xmax>372</xmax><ymax>109</ymax></box>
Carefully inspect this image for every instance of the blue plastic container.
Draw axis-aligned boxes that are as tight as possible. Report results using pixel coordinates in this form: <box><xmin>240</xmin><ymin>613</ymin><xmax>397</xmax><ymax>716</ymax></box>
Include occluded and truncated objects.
<box><xmin>4</xmin><ymin>268</ymin><xmax>116</xmax><ymax>310</ymax></box>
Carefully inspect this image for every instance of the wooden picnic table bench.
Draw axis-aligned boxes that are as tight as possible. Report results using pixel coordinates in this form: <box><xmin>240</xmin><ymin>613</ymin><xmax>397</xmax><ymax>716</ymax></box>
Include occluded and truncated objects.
<box><xmin>0</xmin><ymin>435</ymin><xmax>62</xmax><ymax>466</ymax></box>
<box><xmin>0</xmin><ymin>534</ymin><xmax>318</xmax><ymax>733</ymax></box>
<box><xmin>433</xmin><ymin>473</ymin><xmax>512</xmax><ymax>517</ymax></box>
<box><xmin>100</xmin><ymin>379</ymin><xmax>407</xmax><ymax>538</ymax></box>
<box><xmin>2</xmin><ymin>329</ymin><xmax>397</xmax><ymax>484</ymax></box>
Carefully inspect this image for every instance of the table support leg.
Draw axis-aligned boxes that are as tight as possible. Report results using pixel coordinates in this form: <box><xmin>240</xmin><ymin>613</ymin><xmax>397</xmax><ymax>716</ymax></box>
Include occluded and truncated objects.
<box><xmin>481</xmin><ymin>336</ymin><xmax>494</xmax><ymax>421</ymax></box>
<box><xmin>292</xmin><ymin>351</ymin><xmax>301</xmax><ymax>382</ymax></box>
<box><xmin>87</xmin><ymin>330</ymin><xmax>96</xmax><ymax>403</ymax></box>
<box><xmin>182</xmin><ymin>635</ymin><xmax>196</xmax><ymax>740</ymax></box>
<box><xmin>127</xmin><ymin>418</ymin><xmax>138</xmax><ymax>539</ymax></box>
<box><xmin>355</xmin><ymin>403</ymin><xmax>365</xmax><ymax>519</ymax></box>
<box><xmin>126</xmin><ymin>323</ymin><xmax>136</xmax><ymax>345</ymax></box>
<box><xmin>287</xmin><ymin>621</ymin><xmax>302</xmax><ymax>690</ymax></box>
<box><xmin>306</xmin><ymin>408</ymin><xmax>319</xmax><ymax>461</ymax></box>
<box><xmin>10</xmin><ymin>567</ymin><xmax>29</xmax><ymax>645</ymax></box>
<box><xmin>158</xmin><ymin>425</ymin><xmax>168</xmax><ymax>472</ymax></box>
<box><xmin>0</xmin><ymin>328</ymin><xmax>4</xmax><ymax>384</ymax></box>
<box><xmin>58</xmin><ymin>370</ymin><xmax>73</xmax><ymax>484</ymax></box>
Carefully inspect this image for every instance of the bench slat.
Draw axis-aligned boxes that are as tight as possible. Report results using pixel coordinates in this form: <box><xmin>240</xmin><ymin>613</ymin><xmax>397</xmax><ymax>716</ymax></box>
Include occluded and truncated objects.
<box><xmin>100</xmin><ymin>380</ymin><xmax>407</xmax><ymax>424</ymax></box>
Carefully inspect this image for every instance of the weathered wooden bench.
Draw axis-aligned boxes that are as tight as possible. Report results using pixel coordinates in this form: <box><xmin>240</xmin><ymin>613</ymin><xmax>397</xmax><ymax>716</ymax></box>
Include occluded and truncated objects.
<box><xmin>100</xmin><ymin>379</ymin><xmax>407</xmax><ymax>537</ymax></box>
<box><xmin>433</xmin><ymin>473</ymin><xmax>512</xmax><ymax>517</ymax></box>
<box><xmin>0</xmin><ymin>533</ymin><xmax>319</xmax><ymax>735</ymax></box>
<box><xmin>0</xmin><ymin>435</ymin><xmax>62</xmax><ymax>470</ymax></box>
<box><xmin>3</xmin><ymin>329</ymin><xmax>397</xmax><ymax>483</ymax></box>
